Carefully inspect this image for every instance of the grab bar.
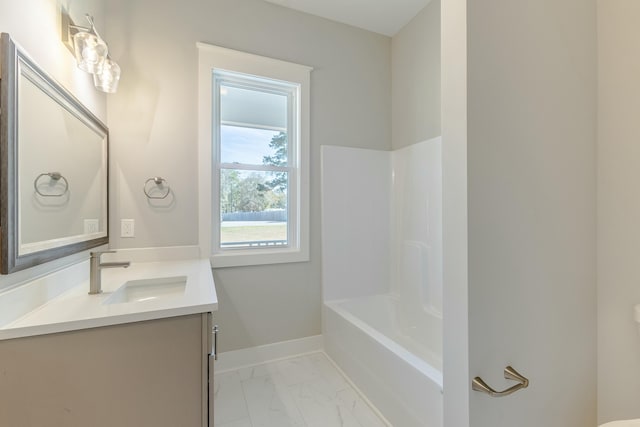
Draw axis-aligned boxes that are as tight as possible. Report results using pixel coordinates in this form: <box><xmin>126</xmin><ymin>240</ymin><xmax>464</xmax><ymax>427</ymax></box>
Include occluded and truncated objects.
<box><xmin>472</xmin><ymin>366</ymin><xmax>529</xmax><ymax>397</ymax></box>
<box><xmin>34</xmin><ymin>172</ymin><xmax>69</xmax><ymax>197</ymax></box>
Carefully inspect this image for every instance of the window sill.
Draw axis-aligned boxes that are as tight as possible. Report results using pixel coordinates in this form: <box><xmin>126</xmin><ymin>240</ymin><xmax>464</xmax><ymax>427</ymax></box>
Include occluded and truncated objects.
<box><xmin>210</xmin><ymin>247</ymin><xmax>309</xmax><ymax>268</ymax></box>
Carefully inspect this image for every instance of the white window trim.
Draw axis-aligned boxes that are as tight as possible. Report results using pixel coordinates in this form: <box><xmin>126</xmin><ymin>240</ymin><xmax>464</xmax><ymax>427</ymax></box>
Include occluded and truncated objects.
<box><xmin>197</xmin><ymin>43</ymin><xmax>312</xmax><ymax>268</ymax></box>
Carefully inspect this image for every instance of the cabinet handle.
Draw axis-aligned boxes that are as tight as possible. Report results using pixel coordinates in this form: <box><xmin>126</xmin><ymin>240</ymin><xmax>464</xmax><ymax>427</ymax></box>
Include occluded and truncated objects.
<box><xmin>472</xmin><ymin>366</ymin><xmax>529</xmax><ymax>397</ymax></box>
<box><xmin>213</xmin><ymin>325</ymin><xmax>219</xmax><ymax>361</ymax></box>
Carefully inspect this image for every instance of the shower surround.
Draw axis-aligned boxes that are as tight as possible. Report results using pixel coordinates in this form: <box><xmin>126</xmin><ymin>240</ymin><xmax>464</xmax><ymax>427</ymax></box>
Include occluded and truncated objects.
<box><xmin>321</xmin><ymin>137</ymin><xmax>443</xmax><ymax>427</ymax></box>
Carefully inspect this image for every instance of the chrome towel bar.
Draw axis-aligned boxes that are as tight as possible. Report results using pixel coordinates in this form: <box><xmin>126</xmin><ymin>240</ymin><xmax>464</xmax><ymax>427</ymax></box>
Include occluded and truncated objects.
<box><xmin>472</xmin><ymin>366</ymin><xmax>529</xmax><ymax>397</ymax></box>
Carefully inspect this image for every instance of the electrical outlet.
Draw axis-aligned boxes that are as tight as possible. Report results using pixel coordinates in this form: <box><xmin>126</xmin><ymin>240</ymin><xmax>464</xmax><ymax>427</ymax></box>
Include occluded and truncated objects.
<box><xmin>84</xmin><ymin>219</ymin><xmax>99</xmax><ymax>234</ymax></box>
<box><xmin>121</xmin><ymin>219</ymin><xmax>135</xmax><ymax>238</ymax></box>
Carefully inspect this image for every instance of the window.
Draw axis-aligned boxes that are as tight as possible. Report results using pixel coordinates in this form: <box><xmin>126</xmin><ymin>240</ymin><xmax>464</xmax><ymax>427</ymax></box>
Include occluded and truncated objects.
<box><xmin>215</xmin><ymin>72</ymin><xmax>295</xmax><ymax>249</ymax></box>
<box><xmin>197</xmin><ymin>44</ymin><xmax>311</xmax><ymax>267</ymax></box>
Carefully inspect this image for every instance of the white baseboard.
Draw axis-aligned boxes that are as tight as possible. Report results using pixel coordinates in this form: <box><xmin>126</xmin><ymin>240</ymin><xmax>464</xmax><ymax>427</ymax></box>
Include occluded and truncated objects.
<box><xmin>215</xmin><ymin>335</ymin><xmax>323</xmax><ymax>373</ymax></box>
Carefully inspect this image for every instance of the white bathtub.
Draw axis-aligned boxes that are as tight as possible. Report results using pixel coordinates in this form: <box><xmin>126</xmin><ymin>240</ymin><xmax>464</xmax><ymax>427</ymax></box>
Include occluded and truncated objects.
<box><xmin>324</xmin><ymin>294</ymin><xmax>443</xmax><ymax>427</ymax></box>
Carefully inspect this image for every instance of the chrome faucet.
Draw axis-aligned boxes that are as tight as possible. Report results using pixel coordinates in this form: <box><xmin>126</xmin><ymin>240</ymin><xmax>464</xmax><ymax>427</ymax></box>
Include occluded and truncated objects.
<box><xmin>89</xmin><ymin>250</ymin><xmax>131</xmax><ymax>295</ymax></box>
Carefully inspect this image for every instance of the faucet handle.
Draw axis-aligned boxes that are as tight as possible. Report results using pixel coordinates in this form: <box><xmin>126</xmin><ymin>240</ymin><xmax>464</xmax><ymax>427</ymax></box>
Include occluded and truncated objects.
<box><xmin>90</xmin><ymin>250</ymin><xmax>116</xmax><ymax>258</ymax></box>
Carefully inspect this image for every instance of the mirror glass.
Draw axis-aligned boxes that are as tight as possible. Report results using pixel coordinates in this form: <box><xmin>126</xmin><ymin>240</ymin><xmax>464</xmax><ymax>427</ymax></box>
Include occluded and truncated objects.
<box><xmin>1</xmin><ymin>33</ymin><xmax>108</xmax><ymax>273</ymax></box>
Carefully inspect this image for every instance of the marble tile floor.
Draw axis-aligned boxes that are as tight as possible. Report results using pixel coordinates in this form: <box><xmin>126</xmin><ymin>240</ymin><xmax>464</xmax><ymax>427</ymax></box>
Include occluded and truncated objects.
<box><xmin>214</xmin><ymin>351</ymin><xmax>389</xmax><ymax>427</ymax></box>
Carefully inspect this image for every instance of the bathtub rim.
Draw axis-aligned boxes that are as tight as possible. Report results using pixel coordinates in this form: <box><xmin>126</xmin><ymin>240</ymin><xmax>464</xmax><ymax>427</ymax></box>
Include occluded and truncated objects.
<box><xmin>324</xmin><ymin>296</ymin><xmax>444</xmax><ymax>389</ymax></box>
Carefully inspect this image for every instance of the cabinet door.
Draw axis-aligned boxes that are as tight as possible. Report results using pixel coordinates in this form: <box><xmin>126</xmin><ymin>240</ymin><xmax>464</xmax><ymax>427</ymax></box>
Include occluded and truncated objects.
<box><xmin>0</xmin><ymin>315</ymin><xmax>204</xmax><ymax>427</ymax></box>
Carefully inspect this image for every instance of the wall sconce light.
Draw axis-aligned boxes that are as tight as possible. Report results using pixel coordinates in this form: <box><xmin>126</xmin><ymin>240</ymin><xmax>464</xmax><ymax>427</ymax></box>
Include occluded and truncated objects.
<box><xmin>67</xmin><ymin>14</ymin><xmax>120</xmax><ymax>93</ymax></box>
<box><xmin>93</xmin><ymin>56</ymin><xmax>121</xmax><ymax>93</ymax></box>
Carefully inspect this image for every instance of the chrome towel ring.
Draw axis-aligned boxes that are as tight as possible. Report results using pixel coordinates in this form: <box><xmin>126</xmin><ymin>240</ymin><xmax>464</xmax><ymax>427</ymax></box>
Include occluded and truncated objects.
<box><xmin>143</xmin><ymin>176</ymin><xmax>170</xmax><ymax>199</ymax></box>
<box><xmin>34</xmin><ymin>172</ymin><xmax>69</xmax><ymax>197</ymax></box>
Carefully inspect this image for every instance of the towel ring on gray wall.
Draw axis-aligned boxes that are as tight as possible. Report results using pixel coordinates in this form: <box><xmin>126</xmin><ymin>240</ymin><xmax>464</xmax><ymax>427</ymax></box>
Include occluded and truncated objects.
<box><xmin>34</xmin><ymin>172</ymin><xmax>69</xmax><ymax>197</ymax></box>
<box><xmin>143</xmin><ymin>176</ymin><xmax>170</xmax><ymax>199</ymax></box>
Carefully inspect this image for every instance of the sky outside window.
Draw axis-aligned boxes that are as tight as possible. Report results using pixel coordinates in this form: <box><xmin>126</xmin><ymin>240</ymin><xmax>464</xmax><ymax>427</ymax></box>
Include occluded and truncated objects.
<box><xmin>220</xmin><ymin>125</ymin><xmax>282</xmax><ymax>165</ymax></box>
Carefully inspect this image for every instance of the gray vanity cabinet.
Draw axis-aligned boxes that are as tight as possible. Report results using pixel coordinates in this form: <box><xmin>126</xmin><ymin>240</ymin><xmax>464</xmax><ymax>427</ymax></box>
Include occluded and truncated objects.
<box><xmin>0</xmin><ymin>313</ymin><xmax>215</xmax><ymax>427</ymax></box>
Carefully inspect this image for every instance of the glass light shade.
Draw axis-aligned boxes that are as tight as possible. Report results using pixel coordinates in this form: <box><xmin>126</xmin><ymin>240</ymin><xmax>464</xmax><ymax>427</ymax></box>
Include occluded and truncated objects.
<box><xmin>93</xmin><ymin>58</ymin><xmax>121</xmax><ymax>93</ymax></box>
<box><xmin>72</xmin><ymin>31</ymin><xmax>108</xmax><ymax>74</ymax></box>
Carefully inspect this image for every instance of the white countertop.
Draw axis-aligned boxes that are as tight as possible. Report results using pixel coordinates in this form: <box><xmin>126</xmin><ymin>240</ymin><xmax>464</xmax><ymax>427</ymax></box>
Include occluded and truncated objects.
<box><xmin>0</xmin><ymin>258</ymin><xmax>217</xmax><ymax>341</ymax></box>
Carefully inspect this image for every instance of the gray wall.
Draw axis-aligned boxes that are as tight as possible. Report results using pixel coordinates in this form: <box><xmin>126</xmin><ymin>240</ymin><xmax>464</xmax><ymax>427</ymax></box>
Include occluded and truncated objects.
<box><xmin>597</xmin><ymin>0</ymin><xmax>640</xmax><ymax>422</ymax></box>
<box><xmin>0</xmin><ymin>0</ymin><xmax>106</xmax><ymax>121</ymax></box>
<box><xmin>104</xmin><ymin>0</ymin><xmax>391</xmax><ymax>351</ymax></box>
<box><xmin>466</xmin><ymin>0</ymin><xmax>597</xmax><ymax>425</ymax></box>
<box><xmin>391</xmin><ymin>0</ymin><xmax>441</xmax><ymax>149</ymax></box>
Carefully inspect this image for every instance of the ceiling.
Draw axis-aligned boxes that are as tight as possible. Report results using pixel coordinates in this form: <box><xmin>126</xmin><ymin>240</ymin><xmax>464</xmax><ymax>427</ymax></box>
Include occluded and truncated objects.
<box><xmin>262</xmin><ymin>0</ymin><xmax>432</xmax><ymax>37</ymax></box>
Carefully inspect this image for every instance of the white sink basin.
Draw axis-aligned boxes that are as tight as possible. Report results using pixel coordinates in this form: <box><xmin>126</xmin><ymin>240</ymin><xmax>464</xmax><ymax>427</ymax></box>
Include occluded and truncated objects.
<box><xmin>103</xmin><ymin>276</ymin><xmax>187</xmax><ymax>305</ymax></box>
